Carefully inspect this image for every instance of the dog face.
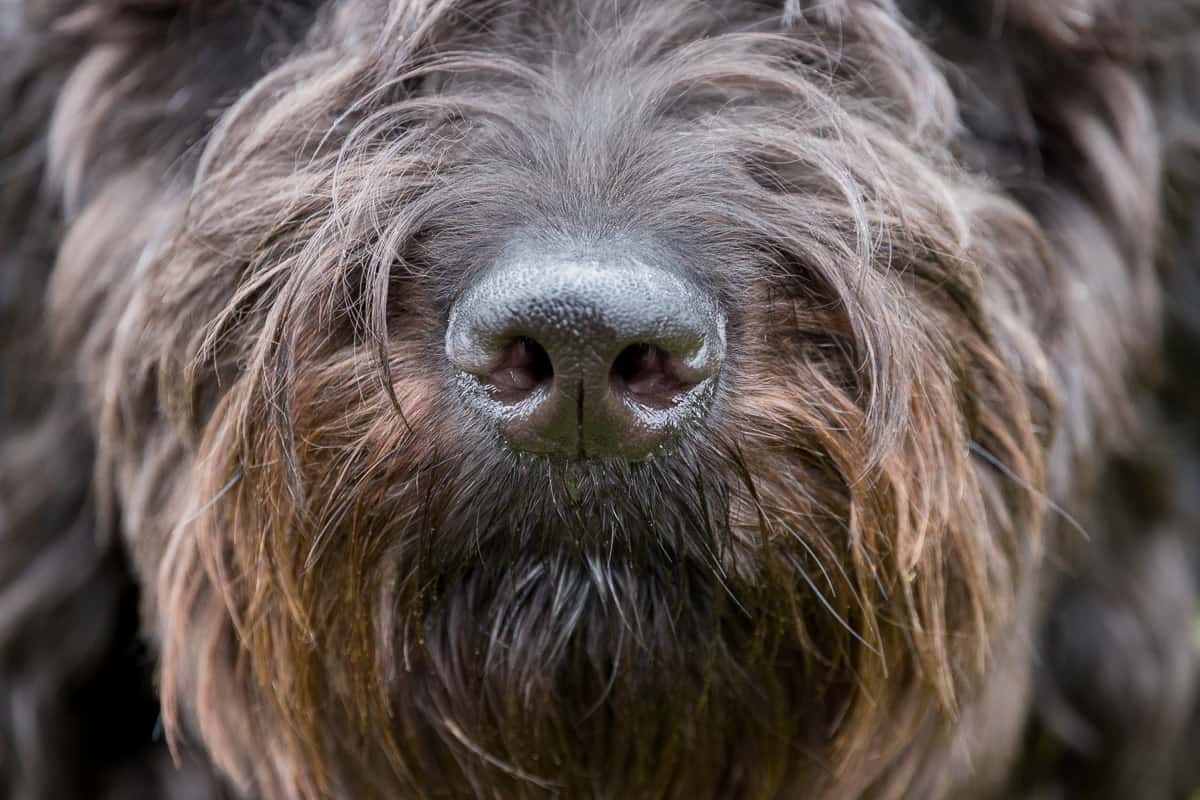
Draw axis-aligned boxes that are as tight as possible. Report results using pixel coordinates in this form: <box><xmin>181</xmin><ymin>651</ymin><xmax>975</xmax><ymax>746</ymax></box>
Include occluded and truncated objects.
<box><xmin>41</xmin><ymin>1</ymin><xmax>1064</xmax><ymax>797</ymax></box>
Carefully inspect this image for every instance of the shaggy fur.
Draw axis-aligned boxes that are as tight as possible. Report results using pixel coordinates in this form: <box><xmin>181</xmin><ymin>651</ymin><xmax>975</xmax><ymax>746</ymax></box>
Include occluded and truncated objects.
<box><xmin>2</xmin><ymin>0</ymin><xmax>1199</xmax><ymax>797</ymax></box>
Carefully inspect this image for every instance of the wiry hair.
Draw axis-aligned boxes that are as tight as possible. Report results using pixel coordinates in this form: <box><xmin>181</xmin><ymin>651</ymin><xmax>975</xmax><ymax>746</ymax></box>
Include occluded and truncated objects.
<box><xmin>2</xmin><ymin>1</ymin><xmax>1199</xmax><ymax>798</ymax></box>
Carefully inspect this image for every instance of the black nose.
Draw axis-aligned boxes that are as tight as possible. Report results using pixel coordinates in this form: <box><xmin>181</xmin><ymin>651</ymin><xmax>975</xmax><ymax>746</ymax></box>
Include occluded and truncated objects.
<box><xmin>445</xmin><ymin>249</ymin><xmax>725</xmax><ymax>459</ymax></box>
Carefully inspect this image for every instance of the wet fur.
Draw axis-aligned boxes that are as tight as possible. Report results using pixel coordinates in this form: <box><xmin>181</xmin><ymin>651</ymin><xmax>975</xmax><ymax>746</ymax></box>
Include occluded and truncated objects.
<box><xmin>1</xmin><ymin>1</ymin><xmax>1199</xmax><ymax>798</ymax></box>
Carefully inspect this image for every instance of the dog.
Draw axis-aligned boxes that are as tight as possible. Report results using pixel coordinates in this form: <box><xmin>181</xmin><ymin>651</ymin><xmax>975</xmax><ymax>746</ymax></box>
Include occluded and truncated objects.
<box><xmin>3</xmin><ymin>1</ymin><xmax>1200</xmax><ymax>797</ymax></box>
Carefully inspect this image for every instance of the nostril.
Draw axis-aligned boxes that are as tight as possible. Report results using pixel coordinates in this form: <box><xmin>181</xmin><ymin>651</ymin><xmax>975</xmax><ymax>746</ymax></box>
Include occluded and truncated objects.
<box><xmin>482</xmin><ymin>337</ymin><xmax>554</xmax><ymax>403</ymax></box>
<box><xmin>610</xmin><ymin>343</ymin><xmax>693</xmax><ymax>409</ymax></box>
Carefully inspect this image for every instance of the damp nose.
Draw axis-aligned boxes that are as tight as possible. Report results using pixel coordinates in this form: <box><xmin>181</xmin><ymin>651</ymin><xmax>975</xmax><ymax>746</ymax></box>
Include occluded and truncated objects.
<box><xmin>445</xmin><ymin>249</ymin><xmax>725</xmax><ymax>460</ymax></box>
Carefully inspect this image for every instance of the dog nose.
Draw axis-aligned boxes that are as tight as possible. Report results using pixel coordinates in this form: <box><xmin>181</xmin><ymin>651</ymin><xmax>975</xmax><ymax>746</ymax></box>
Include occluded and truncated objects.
<box><xmin>445</xmin><ymin>250</ymin><xmax>725</xmax><ymax>459</ymax></box>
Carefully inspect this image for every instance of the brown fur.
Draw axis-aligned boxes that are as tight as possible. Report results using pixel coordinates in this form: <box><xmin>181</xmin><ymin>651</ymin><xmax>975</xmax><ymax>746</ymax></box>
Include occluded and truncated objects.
<box><xmin>2</xmin><ymin>1</ymin><xmax>1199</xmax><ymax>798</ymax></box>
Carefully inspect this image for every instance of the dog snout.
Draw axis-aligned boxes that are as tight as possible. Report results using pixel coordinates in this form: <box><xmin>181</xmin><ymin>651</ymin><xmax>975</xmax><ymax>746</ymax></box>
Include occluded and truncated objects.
<box><xmin>445</xmin><ymin>248</ymin><xmax>725</xmax><ymax>459</ymax></box>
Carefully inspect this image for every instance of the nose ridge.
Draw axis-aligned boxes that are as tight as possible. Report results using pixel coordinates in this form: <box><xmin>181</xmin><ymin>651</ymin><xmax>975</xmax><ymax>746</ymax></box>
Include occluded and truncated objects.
<box><xmin>446</xmin><ymin>251</ymin><xmax>725</xmax><ymax>459</ymax></box>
